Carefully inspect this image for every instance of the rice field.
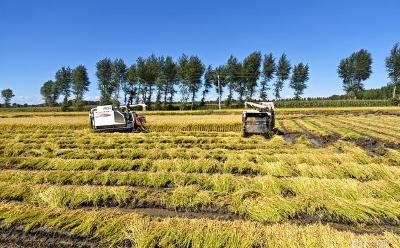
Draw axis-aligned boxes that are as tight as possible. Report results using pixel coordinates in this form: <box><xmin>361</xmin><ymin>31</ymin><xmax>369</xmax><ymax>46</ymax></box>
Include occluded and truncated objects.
<box><xmin>0</xmin><ymin>107</ymin><xmax>400</xmax><ymax>247</ymax></box>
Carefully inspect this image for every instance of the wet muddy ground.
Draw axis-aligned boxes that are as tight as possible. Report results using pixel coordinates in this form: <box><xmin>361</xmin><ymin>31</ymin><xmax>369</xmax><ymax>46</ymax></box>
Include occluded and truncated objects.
<box><xmin>282</xmin><ymin>132</ymin><xmax>300</xmax><ymax>145</ymax></box>
<box><xmin>279</xmin><ymin>127</ymin><xmax>398</xmax><ymax>156</ymax></box>
<box><xmin>352</xmin><ymin>137</ymin><xmax>388</xmax><ymax>156</ymax></box>
<box><xmin>0</xmin><ymin>226</ymin><xmax>99</xmax><ymax>248</ymax></box>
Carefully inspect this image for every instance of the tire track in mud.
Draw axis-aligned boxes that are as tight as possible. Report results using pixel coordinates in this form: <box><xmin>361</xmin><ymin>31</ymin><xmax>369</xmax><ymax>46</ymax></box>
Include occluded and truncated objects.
<box><xmin>292</xmin><ymin>120</ymin><xmax>341</xmax><ymax>148</ymax></box>
<box><xmin>322</xmin><ymin>118</ymin><xmax>400</xmax><ymax>156</ymax></box>
<box><xmin>308</xmin><ymin>117</ymin><xmax>400</xmax><ymax>156</ymax></box>
<box><xmin>277</xmin><ymin>120</ymin><xmax>301</xmax><ymax>145</ymax></box>
<box><xmin>0</xmin><ymin>225</ymin><xmax>100</xmax><ymax>248</ymax></box>
<box><xmin>292</xmin><ymin>116</ymin><xmax>394</xmax><ymax>156</ymax></box>
<box><xmin>279</xmin><ymin>109</ymin><xmax>400</xmax><ymax>117</ymax></box>
<box><xmin>301</xmin><ymin>119</ymin><xmax>343</xmax><ymax>145</ymax></box>
<box><xmin>334</xmin><ymin>117</ymin><xmax>400</xmax><ymax>141</ymax></box>
<box><xmin>290</xmin><ymin>119</ymin><xmax>323</xmax><ymax>148</ymax></box>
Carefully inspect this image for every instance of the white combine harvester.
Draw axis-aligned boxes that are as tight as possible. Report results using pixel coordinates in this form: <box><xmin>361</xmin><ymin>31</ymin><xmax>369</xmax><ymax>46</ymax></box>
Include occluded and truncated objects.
<box><xmin>242</xmin><ymin>102</ymin><xmax>275</xmax><ymax>137</ymax></box>
<box><xmin>89</xmin><ymin>104</ymin><xmax>147</xmax><ymax>132</ymax></box>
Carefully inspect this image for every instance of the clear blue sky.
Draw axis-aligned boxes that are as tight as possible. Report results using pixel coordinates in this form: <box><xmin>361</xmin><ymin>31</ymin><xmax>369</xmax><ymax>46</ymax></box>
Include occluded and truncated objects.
<box><xmin>1</xmin><ymin>0</ymin><xmax>399</xmax><ymax>104</ymax></box>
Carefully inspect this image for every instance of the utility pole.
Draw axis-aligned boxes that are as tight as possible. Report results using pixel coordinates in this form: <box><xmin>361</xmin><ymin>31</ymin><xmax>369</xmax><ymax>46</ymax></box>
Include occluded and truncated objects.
<box><xmin>217</xmin><ymin>74</ymin><xmax>221</xmax><ymax>110</ymax></box>
<box><xmin>393</xmin><ymin>85</ymin><xmax>397</xmax><ymax>99</ymax></box>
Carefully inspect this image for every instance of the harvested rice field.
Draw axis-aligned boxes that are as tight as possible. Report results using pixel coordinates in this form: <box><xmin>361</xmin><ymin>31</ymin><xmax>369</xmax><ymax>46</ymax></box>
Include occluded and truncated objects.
<box><xmin>0</xmin><ymin>107</ymin><xmax>400</xmax><ymax>247</ymax></box>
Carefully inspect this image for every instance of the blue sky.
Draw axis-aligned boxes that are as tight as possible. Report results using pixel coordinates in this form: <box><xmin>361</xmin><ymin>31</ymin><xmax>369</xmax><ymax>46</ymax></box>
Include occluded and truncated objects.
<box><xmin>0</xmin><ymin>0</ymin><xmax>399</xmax><ymax>104</ymax></box>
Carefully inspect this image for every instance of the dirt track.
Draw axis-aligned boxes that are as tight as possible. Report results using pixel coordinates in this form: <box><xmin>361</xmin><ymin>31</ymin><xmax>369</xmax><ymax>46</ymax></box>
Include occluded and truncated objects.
<box><xmin>0</xmin><ymin>226</ymin><xmax>100</xmax><ymax>248</ymax></box>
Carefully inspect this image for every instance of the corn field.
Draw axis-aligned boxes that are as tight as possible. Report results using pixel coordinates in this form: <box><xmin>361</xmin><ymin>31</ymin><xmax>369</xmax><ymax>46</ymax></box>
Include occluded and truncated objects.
<box><xmin>0</xmin><ymin>107</ymin><xmax>400</xmax><ymax>247</ymax></box>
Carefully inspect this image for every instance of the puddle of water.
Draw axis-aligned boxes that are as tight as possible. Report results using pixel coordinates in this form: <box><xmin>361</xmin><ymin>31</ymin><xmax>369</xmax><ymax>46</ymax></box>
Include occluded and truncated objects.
<box><xmin>309</xmin><ymin>137</ymin><xmax>322</xmax><ymax>148</ymax></box>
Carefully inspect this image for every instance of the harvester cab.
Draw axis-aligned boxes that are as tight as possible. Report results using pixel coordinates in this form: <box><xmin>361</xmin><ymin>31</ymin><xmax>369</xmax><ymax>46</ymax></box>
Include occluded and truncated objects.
<box><xmin>242</xmin><ymin>101</ymin><xmax>275</xmax><ymax>137</ymax></box>
<box><xmin>89</xmin><ymin>104</ymin><xmax>147</xmax><ymax>132</ymax></box>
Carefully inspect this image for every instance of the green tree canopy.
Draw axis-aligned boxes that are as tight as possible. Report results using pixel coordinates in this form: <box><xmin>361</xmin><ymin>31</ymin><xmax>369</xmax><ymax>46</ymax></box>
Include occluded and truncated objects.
<box><xmin>162</xmin><ymin>56</ymin><xmax>178</xmax><ymax>104</ymax></box>
<box><xmin>290</xmin><ymin>63</ymin><xmax>309</xmax><ymax>99</ymax></box>
<box><xmin>210</xmin><ymin>65</ymin><xmax>229</xmax><ymax>106</ymax></box>
<box><xmin>126</xmin><ymin>64</ymin><xmax>138</xmax><ymax>104</ymax></box>
<box><xmin>55</xmin><ymin>67</ymin><xmax>72</xmax><ymax>106</ymax></box>
<box><xmin>260</xmin><ymin>53</ymin><xmax>275</xmax><ymax>100</ymax></box>
<box><xmin>338</xmin><ymin>49</ymin><xmax>372</xmax><ymax>98</ymax></box>
<box><xmin>214</xmin><ymin>65</ymin><xmax>228</xmax><ymax>97</ymax></box>
<box><xmin>274</xmin><ymin>54</ymin><xmax>291</xmax><ymax>99</ymax></box>
<box><xmin>71</xmin><ymin>65</ymin><xmax>90</xmax><ymax>105</ymax></box>
<box><xmin>201</xmin><ymin>65</ymin><xmax>213</xmax><ymax>105</ymax></box>
<box><xmin>40</xmin><ymin>80</ymin><xmax>59</xmax><ymax>106</ymax></box>
<box><xmin>96</xmin><ymin>58</ymin><xmax>113</xmax><ymax>104</ymax></box>
<box><xmin>353</xmin><ymin>49</ymin><xmax>372</xmax><ymax>84</ymax></box>
<box><xmin>226</xmin><ymin>55</ymin><xmax>241</xmax><ymax>105</ymax></box>
<box><xmin>386</xmin><ymin>43</ymin><xmax>400</xmax><ymax>86</ymax></box>
<box><xmin>155</xmin><ymin>56</ymin><xmax>166</xmax><ymax>108</ymax></box>
<box><xmin>149</xmin><ymin>55</ymin><xmax>162</xmax><ymax>105</ymax></box>
<box><xmin>139</xmin><ymin>55</ymin><xmax>161</xmax><ymax>107</ymax></box>
<box><xmin>135</xmin><ymin>57</ymin><xmax>147</xmax><ymax>103</ymax></box>
<box><xmin>1</xmin><ymin>88</ymin><xmax>14</xmax><ymax>107</ymax></box>
<box><xmin>242</xmin><ymin>51</ymin><xmax>261</xmax><ymax>100</ymax></box>
<box><xmin>178</xmin><ymin>54</ymin><xmax>205</xmax><ymax>109</ymax></box>
<box><xmin>338</xmin><ymin>58</ymin><xmax>353</xmax><ymax>91</ymax></box>
<box><xmin>111</xmin><ymin>58</ymin><xmax>127</xmax><ymax>105</ymax></box>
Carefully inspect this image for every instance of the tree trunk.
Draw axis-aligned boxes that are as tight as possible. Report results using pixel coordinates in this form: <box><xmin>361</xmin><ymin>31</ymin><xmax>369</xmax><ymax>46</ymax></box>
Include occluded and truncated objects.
<box><xmin>164</xmin><ymin>85</ymin><xmax>168</xmax><ymax>104</ymax></box>
<box><xmin>136</xmin><ymin>85</ymin><xmax>141</xmax><ymax>104</ymax></box>
<box><xmin>260</xmin><ymin>81</ymin><xmax>267</xmax><ymax>101</ymax></box>
<box><xmin>226</xmin><ymin>86</ymin><xmax>233</xmax><ymax>106</ymax></box>
<box><xmin>155</xmin><ymin>87</ymin><xmax>162</xmax><ymax>110</ymax></box>
<box><xmin>249</xmin><ymin>88</ymin><xmax>254</xmax><ymax>101</ymax></box>
<box><xmin>115</xmin><ymin>85</ymin><xmax>120</xmax><ymax>104</ymax></box>
<box><xmin>239</xmin><ymin>90</ymin><xmax>244</xmax><ymax>103</ymax></box>
<box><xmin>169</xmin><ymin>91</ymin><xmax>173</xmax><ymax>105</ymax></box>
<box><xmin>275</xmin><ymin>80</ymin><xmax>281</xmax><ymax>99</ymax></box>
<box><xmin>191</xmin><ymin>91</ymin><xmax>195</xmax><ymax>110</ymax></box>
<box><xmin>147</xmin><ymin>85</ymin><xmax>152</xmax><ymax>106</ymax></box>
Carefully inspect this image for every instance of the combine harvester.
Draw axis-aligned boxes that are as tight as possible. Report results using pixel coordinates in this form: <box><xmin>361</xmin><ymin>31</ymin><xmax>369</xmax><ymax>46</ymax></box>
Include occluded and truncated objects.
<box><xmin>89</xmin><ymin>104</ymin><xmax>147</xmax><ymax>132</ymax></box>
<box><xmin>242</xmin><ymin>102</ymin><xmax>275</xmax><ymax>137</ymax></box>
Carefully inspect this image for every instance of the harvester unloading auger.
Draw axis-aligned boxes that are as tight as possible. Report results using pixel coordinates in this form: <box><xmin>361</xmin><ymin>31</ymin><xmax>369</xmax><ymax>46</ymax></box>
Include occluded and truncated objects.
<box><xmin>242</xmin><ymin>101</ymin><xmax>275</xmax><ymax>137</ymax></box>
<box><xmin>89</xmin><ymin>104</ymin><xmax>147</xmax><ymax>132</ymax></box>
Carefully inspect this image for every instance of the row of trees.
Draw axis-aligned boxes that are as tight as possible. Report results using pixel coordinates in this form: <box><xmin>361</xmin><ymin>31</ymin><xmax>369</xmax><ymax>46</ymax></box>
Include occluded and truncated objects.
<box><xmin>40</xmin><ymin>65</ymin><xmax>90</xmax><ymax>108</ymax></box>
<box><xmin>40</xmin><ymin>52</ymin><xmax>309</xmax><ymax>109</ymax></box>
<box><xmin>1</xmin><ymin>88</ymin><xmax>14</xmax><ymax>106</ymax></box>
<box><xmin>94</xmin><ymin>52</ymin><xmax>309</xmax><ymax>109</ymax></box>
<box><xmin>338</xmin><ymin>43</ymin><xmax>400</xmax><ymax>98</ymax></box>
<box><xmin>204</xmin><ymin>54</ymin><xmax>309</xmax><ymax>104</ymax></box>
<box><xmin>38</xmin><ymin>42</ymin><xmax>399</xmax><ymax>108</ymax></box>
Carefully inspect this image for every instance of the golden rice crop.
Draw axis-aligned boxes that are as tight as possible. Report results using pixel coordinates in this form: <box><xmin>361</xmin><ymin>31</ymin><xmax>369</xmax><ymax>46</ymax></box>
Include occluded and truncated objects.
<box><xmin>0</xmin><ymin>201</ymin><xmax>399</xmax><ymax>247</ymax></box>
<box><xmin>1</xmin><ymin>108</ymin><xmax>400</xmax><ymax>246</ymax></box>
